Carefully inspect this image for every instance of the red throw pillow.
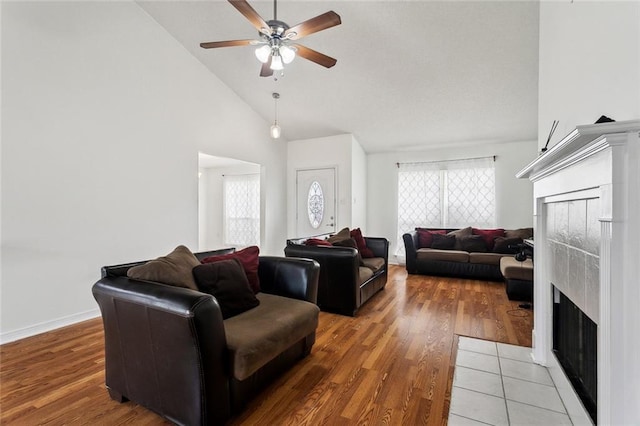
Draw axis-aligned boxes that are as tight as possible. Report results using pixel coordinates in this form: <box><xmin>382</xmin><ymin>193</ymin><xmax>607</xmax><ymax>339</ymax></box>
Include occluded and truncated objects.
<box><xmin>305</xmin><ymin>238</ymin><xmax>332</xmax><ymax>247</ymax></box>
<box><xmin>472</xmin><ymin>228</ymin><xmax>505</xmax><ymax>251</ymax></box>
<box><xmin>350</xmin><ymin>228</ymin><xmax>375</xmax><ymax>258</ymax></box>
<box><xmin>201</xmin><ymin>246</ymin><xmax>260</xmax><ymax>293</ymax></box>
<box><xmin>416</xmin><ymin>229</ymin><xmax>446</xmax><ymax>248</ymax></box>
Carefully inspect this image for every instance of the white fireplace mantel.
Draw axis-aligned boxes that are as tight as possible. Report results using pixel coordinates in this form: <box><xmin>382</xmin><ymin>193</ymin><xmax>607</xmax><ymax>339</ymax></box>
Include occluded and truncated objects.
<box><xmin>518</xmin><ymin>120</ymin><xmax>640</xmax><ymax>426</ymax></box>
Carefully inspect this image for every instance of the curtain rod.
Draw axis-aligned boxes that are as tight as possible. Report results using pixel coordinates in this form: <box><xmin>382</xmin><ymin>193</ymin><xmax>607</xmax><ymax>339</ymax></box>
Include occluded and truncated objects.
<box><xmin>396</xmin><ymin>155</ymin><xmax>496</xmax><ymax>168</ymax></box>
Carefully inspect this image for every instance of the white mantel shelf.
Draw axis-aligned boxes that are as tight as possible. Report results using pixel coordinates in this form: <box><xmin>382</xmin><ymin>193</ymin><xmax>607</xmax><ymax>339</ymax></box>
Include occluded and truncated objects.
<box><xmin>516</xmin><ymin>119</ymin><xmax>640</xmax><ymax>426</ymax></box>
<box><xmin>517</xmin><ymin>119</ymin><xmax>640</xmax><ymax>181</ymax></box>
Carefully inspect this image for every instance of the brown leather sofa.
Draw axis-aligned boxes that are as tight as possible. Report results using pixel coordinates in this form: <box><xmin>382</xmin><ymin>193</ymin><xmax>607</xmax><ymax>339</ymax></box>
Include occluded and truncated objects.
<box><xmin>284</xmin><ymin>235</ymin><xmax>388</xmax><ymax>316</ymax></box>
<box><xmin>92</xmin><ymin>249</ymin><xmax>320</xmax><ymax>425</ymax></box>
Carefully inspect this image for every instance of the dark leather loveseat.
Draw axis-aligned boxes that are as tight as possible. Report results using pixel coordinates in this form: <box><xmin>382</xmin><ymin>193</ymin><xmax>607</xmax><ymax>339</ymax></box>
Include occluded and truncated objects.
<box><xmin>284</xmin><ymin>235</ymin><xmax>388</xmax><ymax>316</ymax></box>
<box><xmin>92</xmin><ymin>249</ymin><xmax>320</xmax><ymax>425</ymax></box>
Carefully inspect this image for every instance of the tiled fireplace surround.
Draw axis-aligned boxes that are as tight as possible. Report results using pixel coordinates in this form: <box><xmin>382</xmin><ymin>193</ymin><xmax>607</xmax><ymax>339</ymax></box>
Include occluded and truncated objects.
<box><xmin>517</xmin><ymin>120</ymin><xmax>640</xmax><ymax>425</ymax></box>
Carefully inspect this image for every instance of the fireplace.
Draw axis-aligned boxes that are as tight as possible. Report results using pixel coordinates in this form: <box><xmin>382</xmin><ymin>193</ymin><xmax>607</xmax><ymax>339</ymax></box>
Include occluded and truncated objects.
<box><xmin>553</xmin><ymin>286</ymin><xmax>597</xmax><ymax>423</ymax></box>
<box><xmin>517</xmin><ymin>120</ymin><xmax>640</xmax><ymax>425</ymax></box>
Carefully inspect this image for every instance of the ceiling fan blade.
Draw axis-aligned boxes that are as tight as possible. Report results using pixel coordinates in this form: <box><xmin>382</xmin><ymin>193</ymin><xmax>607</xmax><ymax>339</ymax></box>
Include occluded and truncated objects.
<box><xmin>284</xmin><ymin>11</ymin><xmax>341</xmax><ymax>40</ymax></box>
<box><xmin>228</xmin><ymin>0</ymin><xmax>269</xmax><ymax>33</ymax></box>
<box><xmin>295</xmin><ymin>44</ymin><xmax>337</xmax><ymax>68</ymax></box>
<box><xmin>200</xmin><ymin>39</ymin><xmax>254</xmax><ymax>49</ymax></box>
<box><xmin>260</xmin><ymin>57</ymin><xmax>274</xmax><ymax>77</ymax></box>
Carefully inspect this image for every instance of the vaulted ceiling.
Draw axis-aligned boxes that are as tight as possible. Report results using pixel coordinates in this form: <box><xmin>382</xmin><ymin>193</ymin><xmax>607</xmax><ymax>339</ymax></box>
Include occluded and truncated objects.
<box><xmin>138</xmin><ymin>1</ymin><xmax>539</xmax><ymax>153</ymax></box>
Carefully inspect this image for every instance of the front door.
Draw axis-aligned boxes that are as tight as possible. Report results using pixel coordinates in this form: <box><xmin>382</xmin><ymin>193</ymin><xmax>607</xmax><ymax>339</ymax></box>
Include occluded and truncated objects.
<box><xmin>296</xmin><ymin>168</ymin><xmax>336</xmax><ymax>236</ymax></box>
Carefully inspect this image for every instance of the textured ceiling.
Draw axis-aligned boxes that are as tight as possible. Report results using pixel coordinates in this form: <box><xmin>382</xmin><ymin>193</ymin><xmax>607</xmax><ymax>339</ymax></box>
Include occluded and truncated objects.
<box><xmin>138</xmin><ymin>1</ymin><xmax>539</xmax><ymax>153</ymax></box>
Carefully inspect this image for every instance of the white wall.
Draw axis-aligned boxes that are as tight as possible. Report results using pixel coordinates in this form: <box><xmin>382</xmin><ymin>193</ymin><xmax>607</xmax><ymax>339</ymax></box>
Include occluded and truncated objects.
<box><xmin>351</xmin><ymin>136</ymin><xmax>368</xmax><ymax>230</ymax></box>
<box><xmin>287</xmin><ymin>134</ymin><xmax>354</xmax><ymax>237</ymax></box>
<box><xmin>538</xmin><ymin>1</ymin><xmax>640</xmax><ymax>149</ymax></box>
<box><xmin>1</xmin><ymin>2</ymin><xmax>287</xmax><ymax>343</ymax></box>
<box><xmin>367</xmin><ymin>140</ymin><xmax>537</xmax><ymax>260</ymax></box>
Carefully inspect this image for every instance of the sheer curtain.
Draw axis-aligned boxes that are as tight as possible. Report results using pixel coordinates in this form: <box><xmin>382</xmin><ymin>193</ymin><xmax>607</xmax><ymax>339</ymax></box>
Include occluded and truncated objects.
<box><xmin>396</xmin><ymin>157</ymin><xmax>496</xmax><ymax>257</ymax></box>
<box><xmin>223</xmin><ymin>173</ymin><xmax>260</xmax><ymax>247</ymax></box>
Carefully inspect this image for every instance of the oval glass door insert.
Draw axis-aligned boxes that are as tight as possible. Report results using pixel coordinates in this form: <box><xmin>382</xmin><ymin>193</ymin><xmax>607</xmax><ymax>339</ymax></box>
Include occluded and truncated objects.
<box><xmin>307</xmin><ymin>181</ymin><xmax>324</xmax><ymax>229</ymax></box>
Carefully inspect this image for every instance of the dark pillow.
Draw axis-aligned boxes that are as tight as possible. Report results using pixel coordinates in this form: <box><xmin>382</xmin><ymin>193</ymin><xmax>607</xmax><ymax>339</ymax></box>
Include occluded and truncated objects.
<box><xmin>472</xmin><ymin>228</ymin><xmax>505</xmax><ymax>251</ymax></box>
<box><xmin>493</xmin><ymin>237</ymin><xmax>523</xmax><ymax>254</ymax></box>
<box><xmin>192</xmin><ymin>259</ymin><xmax>259</xmax><ymax>319</ymax></box>
<box><xmin>350</xmin><ymin>228</ymin><xmax>375</xmax><ymax>258</ymax></box>
<box><xmin>333</xmin><ymin>237</ymin><xmax>363</xmax><ymax>265</ymax></box>
<box><xmin>431</xmin><ymin>234</ymin><xmax>456</xmax><ymax>250</ymax></box>
<box><xmin>416</xmin><ymin>229</ymin><xmax>446</xmax><ymax>248</ymax></box>
<box><xmin>458</xmin><ymin>235</ymin><xmax>488</xmax><ymax>252</ymax></box>
<box><xmin>447</xmin><ymin>227</ymin><xmax>473</xmax><ymax>250</ymax></box>
<box><xmin>505</xmin><ymin>228</ymin><xmax>534</xmax><ymax>240</ymax></box>
<box><xmin>327</xmin><ymin>227</ymin><xmax>351</xmax><ymax>244</ymax></box>
<box><xmin>127</xmin><ymin>245</ymin><xmax>200</xmax><ymax>290</ymax></box>
<box><xmin>201</xmin><ymin>246</ymin><xmax>260</xmax><ymax>293</ymax></box>
<box><xmin>305</xmin><ymin>238</ymin><xmax>332</xmax><ymax>247</ymax></box>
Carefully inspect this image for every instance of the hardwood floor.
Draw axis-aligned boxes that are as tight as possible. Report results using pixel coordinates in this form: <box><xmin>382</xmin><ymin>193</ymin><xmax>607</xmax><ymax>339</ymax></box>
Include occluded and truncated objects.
<box><xmin>0</xmin><ymin>265</ymin><xmax>532</xmax><ymax>425</ymax></box>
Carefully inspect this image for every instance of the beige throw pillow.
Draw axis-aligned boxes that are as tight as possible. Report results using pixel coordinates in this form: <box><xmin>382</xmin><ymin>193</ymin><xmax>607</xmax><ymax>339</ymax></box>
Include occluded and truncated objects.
<box><xmin>327</xmin><ymin>227</ymin><xmax>351</xmax><ymax>244</ymax></box>
<box><xmin>127</xmin><ymin>245</ymin><xmax>200</xmax><ymax>290</ymax></box>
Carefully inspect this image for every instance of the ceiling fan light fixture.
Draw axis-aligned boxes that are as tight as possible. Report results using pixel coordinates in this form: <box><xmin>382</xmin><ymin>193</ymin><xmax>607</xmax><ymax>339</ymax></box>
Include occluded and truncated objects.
<box><xmin>254</xmin><ymin>44</ymin><xmax>271</xmax><ymax>63</ymax></box>
<box><xmin>270</xmin><ymin>54</ymin><xmax>284</xmax><ymax>70</ymax></box>
<box><xmin>280</xmin><ymin>45</ymin><xmax>296</xmax><ymax>64</ymax></box>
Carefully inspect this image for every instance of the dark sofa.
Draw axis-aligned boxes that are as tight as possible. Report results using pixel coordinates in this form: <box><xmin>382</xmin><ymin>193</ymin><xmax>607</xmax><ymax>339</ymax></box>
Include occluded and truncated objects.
<box><xmin>403</xmin><ymin>227</ymin><xmax>533</xmax><ymax>281</ymax></box>
<box><xmin>285</xmin><ymin>235</ymin><xmax>389</xmax><ymax>316</ymax></box>
<box><xmin>92</xmin><ymin>249</ymin><xmax>320</xmax><ymax>425</ymax></box>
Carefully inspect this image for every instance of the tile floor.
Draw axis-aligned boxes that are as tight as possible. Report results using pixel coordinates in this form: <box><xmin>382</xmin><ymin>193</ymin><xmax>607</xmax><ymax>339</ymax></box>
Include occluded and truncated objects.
<box><xmin>448</xmin><ymin>336</ymin><xmax>573</xmax><ymax>425</ymax></box>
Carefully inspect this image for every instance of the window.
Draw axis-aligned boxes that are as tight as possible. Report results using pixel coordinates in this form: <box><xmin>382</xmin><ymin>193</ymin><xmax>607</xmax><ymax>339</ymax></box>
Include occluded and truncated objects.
<box><xmin>307</xmin><ymin>180</ymin><xmax>325</xmax><ymax>229</ymax></box>
<box><xmin>223</xmin><ymin>173</ymin><xmax>260</xmax><ymax>247</ymax></box>
<box><xmin>396</xmin><ymin>157</ymin><xmax>496</xmax><ymax>255</ymax></box>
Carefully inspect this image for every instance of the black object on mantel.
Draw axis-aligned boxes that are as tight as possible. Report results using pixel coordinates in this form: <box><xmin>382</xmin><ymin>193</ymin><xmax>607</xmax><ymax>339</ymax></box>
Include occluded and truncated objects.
<box><xmin>541</xmin><ymin>119</ymin><xmax>559</xmax><ymax>153</ymax></box>
<box><xmin>595</xmin><ymin>115</ymin><xmax>615</xmax><ymax>123</ymax></box>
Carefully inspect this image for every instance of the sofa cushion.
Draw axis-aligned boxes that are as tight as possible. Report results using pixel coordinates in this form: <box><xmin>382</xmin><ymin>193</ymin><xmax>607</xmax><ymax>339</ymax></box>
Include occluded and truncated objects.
<box><xmin>361</xmin><ymin>257</ymin><xmax>385</xmax><ymax>273</ymax></box>
<box><xmin>447</xmin><ymin>227</ymin><xmax>473</xmax><ymax>249</ymax></box>
<box><xmin>458</xmin><ymin>235</ymin><xmax>488</xmax><ymax>252</ymax></box>
<box><xmin>505</xmin><ymin>228</ymin><xmax>534</xmax><ymax>240</ymax></box>
<box><xmin>416</xmin><ymin>229</ymin><xmax>446</xmax><ymax>248</ymax></box>
<box><xmin>417</xmin><ymin>248</ymin><xmax>469</xmax><ymax>263</ymax></box>
<box><xmin>469</xmin><ymin>252</ymin><xmax>509</xmax><ymax>266</ymax></box>
<box><xmin>327</xmin><ymin>227</ymin><xmax>351</xmax><ymax>244</ymax></box>
<box><xmin>350</xmin><ymin>228</ymin><xmax>375</xmax><ymax>258</ymax></box>
<box><xmin>305</xmin><ymin>238</ymin><xmax>332</xmax><ymax>247</ymax></box>
<box><xmin>431</xmin><ymin>233</ymin><xmax>456</xmax><ymax>249</ymax></box>
<box><xmin>358</xmin><ymin>267</ymin><xmax>374</xmax><ymax>285</ymax></box>
<box><xmin>500</xmin><ymin>257</ymin><xmax>534</xmax><ymax>281</ymax></box>
<box><xmin>493</xmin><ymin>237</ymin><xmax>523</xmax><ymax>254</ymax></box>
<box><xmin>224</xmin><ymin>293</ymin><xmax>319</xmax><ymax>381</ymax></box>
<box><xmin>192</xmin><ymin>259</ymin><xmax>259</xmax><ymax>319</ymax></box>
<box><xmin>126</xmin><ymin>245</ymin><xmax>200</xmax><ymax>290</ymax></box>
<box><xmin>472</xmin><ymin>228</ymin><xmax>505</xmax><ymax>251</ymax></box>
<box><xmin>201</xmin><ymin>246</ymin><xmax>260</xmax><ymax>293</ymax></box>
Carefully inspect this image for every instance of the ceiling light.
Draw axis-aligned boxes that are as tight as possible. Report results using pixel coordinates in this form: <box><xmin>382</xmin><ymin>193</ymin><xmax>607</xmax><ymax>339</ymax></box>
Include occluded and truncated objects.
<box><xmin>271</xmin><ymin>92</ymin><xmax>281</xmax><ymax>139</ymax></box>
<box><xmin>280</xmin><ymin>45</ymin><xmax>296</xmax><ymax>64</ymax></box>
<box><xmin>254</xmin><ymin>45</ymin><xmax>271</xmax><ymax>63</ymax></box>
<box><xmin>270</xmin><ymin>54</ymin><xmax>284</xmax><ymax>71</ymax></box>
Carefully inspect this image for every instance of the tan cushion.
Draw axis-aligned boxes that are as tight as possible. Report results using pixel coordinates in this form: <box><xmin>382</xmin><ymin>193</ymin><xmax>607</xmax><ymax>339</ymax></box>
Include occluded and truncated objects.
<box><xmin>469</xmin><ymin>252</ymin><xmax>510</xmax><ymax>266</ymax></box>
<box><xmin>417</xmin><ymin>248</ymin><xmax>469</xmax><ymax>263</ymax></box>
<box><xmin>360</xmin><ymin>257</ymin><xmax>385</xmax><ymax>273</ymax></box>
<box><xmin>358</xmin><ymin>266</ymin><xmax>374</xmax><ymax>285</ymax></box>
<box><xmin>224</xmin><ymin>293</ymin><xmax>320</xmax><ymax>381</ymax></box>
<box><xmin>327</xmin><ymin>227</ymin><xmax>351</xmax><ymax>244</ymax></box>
<box><xmin>499</xmin><ymin>257</ymin><xmax>534</xmax><ymax>281</ymax></box>
<box><xmin>505</xmin><ymin>228</ymin><xmax>533</xmax><ymax>240</ymax></box>
<box><xmin>126</xmin><ymin>245</ymin><xmax>200</xmax><ymax>290</ymax></box>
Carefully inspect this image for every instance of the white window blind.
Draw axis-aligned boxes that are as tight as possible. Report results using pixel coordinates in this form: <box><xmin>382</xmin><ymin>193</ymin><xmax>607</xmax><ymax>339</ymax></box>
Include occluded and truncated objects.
<box><xmin>396</xmin><ymin>157</ymin><xmax>496</xmax><ymax>255</ymax></box>
<box><xmin>223</xmin><ymin>173</ymin><xmax>260</xmax><ymax>247</ymax></box>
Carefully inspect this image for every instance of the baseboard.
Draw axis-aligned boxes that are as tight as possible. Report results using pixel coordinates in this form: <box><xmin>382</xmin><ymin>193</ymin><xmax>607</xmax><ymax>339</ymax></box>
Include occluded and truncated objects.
<box><xmin>0</xmin><ymin>309</ymin><xmax>100</xmax><ymax>345</ymax></box>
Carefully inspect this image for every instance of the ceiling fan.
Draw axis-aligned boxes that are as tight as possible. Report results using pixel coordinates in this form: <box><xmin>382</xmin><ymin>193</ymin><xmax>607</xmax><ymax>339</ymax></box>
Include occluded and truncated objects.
<box><xmin>200</xmin><ymin>0</ymin><xmax>341</xmax><ymax>77</ymax></box>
